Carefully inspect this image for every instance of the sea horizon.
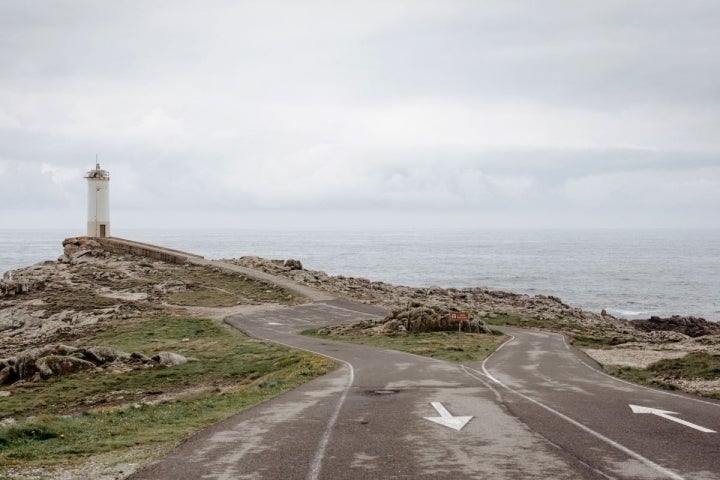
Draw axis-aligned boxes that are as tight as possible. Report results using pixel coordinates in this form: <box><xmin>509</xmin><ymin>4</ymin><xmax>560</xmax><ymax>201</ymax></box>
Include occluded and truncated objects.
<box><xmin>2</xmin><ymin>227</ymin><xmax>719</xmax><ymax>322</ymax></box>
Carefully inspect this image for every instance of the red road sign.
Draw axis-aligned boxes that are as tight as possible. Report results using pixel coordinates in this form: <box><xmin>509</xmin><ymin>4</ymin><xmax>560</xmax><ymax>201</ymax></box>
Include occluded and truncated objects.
<box><xmin>450</xmin><ymin>311</ymin><xmax>470</xmax><ymax>321</ymax></box>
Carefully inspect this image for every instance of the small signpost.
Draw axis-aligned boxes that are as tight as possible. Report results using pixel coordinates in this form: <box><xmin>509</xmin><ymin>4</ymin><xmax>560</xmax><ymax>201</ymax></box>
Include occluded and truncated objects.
<box><xmin>450</xmin><ymin>311</ymin><xmax>470</xmax><ymax>333</ymax></box>
<box><xmin>450</xmin><ymin>312</ymin><xmax>470</xmax><ymax>322</ymax></box>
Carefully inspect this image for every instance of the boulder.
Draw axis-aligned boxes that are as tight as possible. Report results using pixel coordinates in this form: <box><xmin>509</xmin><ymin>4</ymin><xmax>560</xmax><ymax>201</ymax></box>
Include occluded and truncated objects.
<box><xmin>0</xmin><ymin>417</ymin><xmax>17</xmax><ymax>427</ymax></box>
<box><xmin>80</xmin><ymin>346</ymin><xmax>130</xmax><ymax>365</ymax></box>
<box><xmin>130</xmin><ymin>352</ymin><xmax>153</xmax><ymax>364</ymax></box>
<box><xmin>0</xmin><ymin>362</ymin><xmax>18</xmax><ymax>385</ymax></box>
<box><xmin>35</xmin><ymin>355</ymin><xmax>96</xmax><ymax>379</ymax></box>
<box><xmin>152</xmin><ymin>351</ymin><xmax>188</xmax><ymax>366</ymax></box>
<box><xmin>10</xmin><ymin>345</ymin><xmax>81</xmax><ymax>379</ymax></box>
<box><xmin>0</xmin><ymin>344</ymin><xmax>142</xmax><ymax>384</ymax></box>
<box><xmin>631</xmin><ymin>316</ymin><xmax>720</xmax><ymax>338</ymax></box>
<box><xmin>391</xmin><ymin>305</ymin><xmax>468</xmax><ymax>332</ymax></box>
<box><xmin>284</xmin><ymin>259</ymin><xmax>303</xmax><ymax>271</ymax></box>
<box><xmin>60</xmin><ymin>237</ymin><xmax>103</xmax><ymax>264</ymax></box>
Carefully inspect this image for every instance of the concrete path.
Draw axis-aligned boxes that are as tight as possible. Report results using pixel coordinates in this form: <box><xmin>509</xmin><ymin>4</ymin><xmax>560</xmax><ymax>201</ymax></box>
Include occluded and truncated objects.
<box><xmin>190</xmin><ymin>258</ymin><xmax>335</xmax><ymax>302</ymax></box>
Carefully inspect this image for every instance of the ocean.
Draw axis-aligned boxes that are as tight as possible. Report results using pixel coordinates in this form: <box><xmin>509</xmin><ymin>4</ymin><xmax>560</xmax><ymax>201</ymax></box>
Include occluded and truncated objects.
<box><xmin>1</xmin><ymin>228</ymin><xmax>718</xmax><ymax>322</ymax></box>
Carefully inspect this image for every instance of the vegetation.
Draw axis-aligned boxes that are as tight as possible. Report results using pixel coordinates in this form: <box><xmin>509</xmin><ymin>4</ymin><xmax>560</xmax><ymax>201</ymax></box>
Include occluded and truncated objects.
<box><xmin>303</xmin><ymin>329</ymin><xmax>506</xmax><ymax>363</ymax></box>
<box><xmin>165</xmin><ymin>266</ymin><xmax>306</xmax><ymax>306</ymax></box>
<box><xmin>605</xmin><ymin>352</ymin><xmax>720</xmax><ymax>398</ymax></box>
<box><xmin>68</xmin><ymin>260</ymin><xmax>307</xmax><ymax>307</ymax></box>
<box><xmin>483</xmin><ymin>313</ymin><xmax>633</xmax><ymax>348</ymax></box>
<box><xmin>0</xmin><ymin>317</ymin><xmax>334</xmax><ymax>469</ymax></box>
<box><xmin>482</xmin><ymin>313</ymin><xmax>568</xmax><ymax>330</ymax></box>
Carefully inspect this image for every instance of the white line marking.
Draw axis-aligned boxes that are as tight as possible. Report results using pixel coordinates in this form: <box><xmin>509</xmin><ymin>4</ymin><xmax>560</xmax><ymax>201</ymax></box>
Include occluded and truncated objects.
<box><xmin>474</xmin><ymin>333</ymin><xmax>686</xmax><ymax>480</ymax></box>
<box><xmin>460</xmin><ymin>365</ymin><xmax>616</xmax><ymax>480</ymax></box>
<box><xmin>250</xmin><ymin>336</ymin><xmax>354</xmax><ymax>480</ymax></box>
<box><xmin>424</xmin><ymin>402</ymin><xmax>473</xmax><ymax>431</ymax></box>
<box><xmin>307</xmin><ymin>362</ymin><xmax>354</xmax><ymax>480</ymax></box>
<box><xmin>542</xmin><ymin>329</ymin><xmax>720</xmax><ymax>409</ymax></box>
<box><xmin>629</xmin><ymin>404</ymin><xmax>716</xmax><ymax>433</ymax></box>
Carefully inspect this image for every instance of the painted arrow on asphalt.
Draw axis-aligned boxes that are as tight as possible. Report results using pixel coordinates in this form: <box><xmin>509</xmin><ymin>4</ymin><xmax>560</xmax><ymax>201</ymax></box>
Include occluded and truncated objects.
<box><xmin>424</xmin><ymin>402</ymin><xmax>472</xmax><ymax>431</ymax></box>
<box><xmin>629</xmin><ymin>404</ymin><xmax>716</xmax><ymax>433</ymax></box>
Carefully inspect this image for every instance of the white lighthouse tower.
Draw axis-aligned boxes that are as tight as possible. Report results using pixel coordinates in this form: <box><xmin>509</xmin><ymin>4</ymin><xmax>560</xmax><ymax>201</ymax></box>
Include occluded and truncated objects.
<box><xmin>85</xmin><ymin>162</ymin><xmax>110</xmax><ymax>238</ymax></box>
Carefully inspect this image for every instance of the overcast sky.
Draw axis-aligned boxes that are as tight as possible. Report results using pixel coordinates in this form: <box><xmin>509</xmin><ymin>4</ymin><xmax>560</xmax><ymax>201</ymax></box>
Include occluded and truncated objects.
<box><xmin>1</xmin><ymin>0</ymin><xmax>719</xmax><ymax>230</ymax></box>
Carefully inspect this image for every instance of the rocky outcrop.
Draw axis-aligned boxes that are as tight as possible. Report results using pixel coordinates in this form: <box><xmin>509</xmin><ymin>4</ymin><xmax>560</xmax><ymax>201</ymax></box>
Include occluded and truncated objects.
<box><xmin>0</xmin><ymin>344</ymin><xmax>189</xmax><ymax>385</ymax></box>
<box><xmin>59</xmin><ymin>236</ymin><xmax>105</xmax><ymax>263</ymax></box>
<box><xmin>227</xmin><ymin>256</ymin><xmax>636</xmax><ymax>338</ymax></box>
<box><xmin>387</xmin><ymin>304</ymin><xmax>492</xmax><ymax>333</ymax></box>
<box><xmin>283</xmin><ymin>259</ymin><xmax>303</xmax><ymax>270</ymax></box>
<box><xmin>317</xmin><ymin>304</ymin><xmax>492</xmax><ymax>336</ymax></box>
<box><xmin>82</xmin><ymin>346</ymin><xmax>131</xmax><ymax>364</ymax></box>
<box><xmin>35</xmin><ymin>355</ymin><xmax>96</xmax><ymax>378</ymax></box>
<box><xmin>0</xmin><ymin>268</ymin><xmax>49</xmax><ymax>298</ymax></box>
<box><xmin>1</xmin><ymin>237</ymin><xmax>109</xmax><ymax>300</ymax></box>
<box><xmin>631</xmin><ymin>316</ymin><xmax>720</xmax><ymax>338</ymax></box>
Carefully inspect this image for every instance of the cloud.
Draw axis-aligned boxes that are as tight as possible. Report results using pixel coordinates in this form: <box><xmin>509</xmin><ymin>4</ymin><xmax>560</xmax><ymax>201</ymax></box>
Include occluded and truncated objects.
<box><xmin>40</xmin><ymin>162</ymin><xmax>83</xmax><ymax>185</ymax></box>
<box><xmin>564</xmin><ymin>167</ymin><xmax>720</xmax><ymax>207</ymax></box>
<box><xmin>0</xmin><ymin>1</ymin><xmax>719</xmax><ymax>229</ymax></box>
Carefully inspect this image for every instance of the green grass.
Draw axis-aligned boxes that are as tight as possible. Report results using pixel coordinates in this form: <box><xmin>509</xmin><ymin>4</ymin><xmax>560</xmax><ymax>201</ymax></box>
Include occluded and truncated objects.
<box><xmin>0</xmin><ymin>317</ymin><xmax>334</xmax><ymax>469</ymax></box>
<box><xmin>605</xmin><ymin>352</ymin><xmax>720</xmax><ymax>398</ymax></box>
<box><xmin>482</xmin><ymin>313</ymin><xmax>568</xmax><ymax>329</ymax></box>
<box><xmin>303</xmin><ymin>329</ymin><xmax>506</xmax><ymax>362</ymax></box>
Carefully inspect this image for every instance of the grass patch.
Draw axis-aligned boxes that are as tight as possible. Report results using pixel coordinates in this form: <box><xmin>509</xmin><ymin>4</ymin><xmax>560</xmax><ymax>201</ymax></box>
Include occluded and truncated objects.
<box><xmin>167</xmin><ymin>287</ymin><xmax>240</xmax><ymax>307</ymax></box>
<box><xmin>162</xmin><ymin>266</ymin><xmax>306</xmax><ymax>306</ymax></box>
<box><xmin>0</xmin><ymin>317</ymin><xmax>334</xmax><ymax>469</ymax></box>
<box><xmin>605</xmin><ymin>352</ymin><xmax>720</xmax><ymax>398</ymax></box>
<box><xmin>483</xmin><ymin>313</ymin><xmax>569</xmax><ymax>330</ymax></box>
<box><xmin>303</xmin><ymin>329</ymin><xmax>506</xmax><ymax>362</ymax></box>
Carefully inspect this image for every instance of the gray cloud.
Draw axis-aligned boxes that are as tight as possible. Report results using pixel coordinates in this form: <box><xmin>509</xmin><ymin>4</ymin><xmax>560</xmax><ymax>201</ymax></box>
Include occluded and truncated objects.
<box><xmin>1</xmin><ymin>1</ymin><xmax>719</xmax><ymax>229</ymax></box>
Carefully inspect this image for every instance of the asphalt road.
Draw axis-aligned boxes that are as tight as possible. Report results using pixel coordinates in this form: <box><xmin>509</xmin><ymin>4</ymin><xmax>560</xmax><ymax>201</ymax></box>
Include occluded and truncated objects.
<box><xmin>473</xmin><ymin>327</ymin><xmax>720</xmax><ymax>479</ymax></box>
<box><xmin>131</xmin><ymin>302</ymin><xmax>720</xmax><ymax>480</ymax></box>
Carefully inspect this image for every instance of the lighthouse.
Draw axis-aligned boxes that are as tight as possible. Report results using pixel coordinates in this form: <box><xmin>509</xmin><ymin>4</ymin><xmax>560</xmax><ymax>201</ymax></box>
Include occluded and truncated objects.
<box><xmin>85</xmin><ymin>162</ymin><xmax>110</xmax><ymax>238</ymax></box>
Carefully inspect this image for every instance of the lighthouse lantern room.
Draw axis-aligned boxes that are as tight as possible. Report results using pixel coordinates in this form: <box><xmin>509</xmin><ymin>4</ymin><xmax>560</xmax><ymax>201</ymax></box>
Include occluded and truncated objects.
<box><xmin>86</xmin><ymin>163</ymin><xmax>110</xmax><ymax>238</ymax></box>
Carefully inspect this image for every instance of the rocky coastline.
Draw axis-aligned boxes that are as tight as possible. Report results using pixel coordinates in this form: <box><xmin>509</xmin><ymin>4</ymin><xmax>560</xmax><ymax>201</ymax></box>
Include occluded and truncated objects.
<box><xmin>228</xmin><ymin>256</ymin><xmax>719</xmax><ymax>342</ymax></box>
<box><xmin>227</xmin><ymin>256</ymin><xmax>720</xmax><ymax>394</ymax></box>
<box><xmin>2</xmin><ymin>240</ymin><xmax>719</xmax><ymax>393</ymax></box>
<box><xmin>0</xmin><ymin>238</ymin><xmax>719</xmax><ymax>478</ymax></box>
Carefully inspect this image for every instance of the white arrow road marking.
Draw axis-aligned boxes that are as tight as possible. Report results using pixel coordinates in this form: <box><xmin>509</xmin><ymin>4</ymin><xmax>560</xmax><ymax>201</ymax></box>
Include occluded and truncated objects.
<box><xmin>424</xmin><ymin>402</ymin><xmax>472</xmax><ymax>431</ymax></box>
<box><xmin>630</xmin><ymin>404</ymin><xmax>716</xmax><ymax>433</ymax></box>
